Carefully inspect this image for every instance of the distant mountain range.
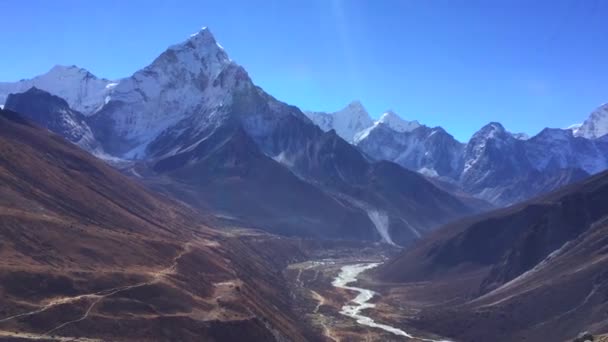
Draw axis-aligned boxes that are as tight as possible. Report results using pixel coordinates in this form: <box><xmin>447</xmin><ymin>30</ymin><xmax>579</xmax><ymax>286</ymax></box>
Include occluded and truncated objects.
<box><xmin>2</xmin><ymin>25</ymin><xmax>608</xmax><ymax>341</ymax></box>
<box><xmin>1</xmin><ymin>26</ymin><xmax>606</xmax><ymax>240</ymax></box>
<box><xmin>0</xmin><ymin>28</ymin><xmax>480</xmax><ymax>246</ymax></box>
<box><xmin>305</xmin><ymin>101</ymin><xmax>608</xmax><ymax>205</ymax></box>
<box><xmin>0</xmin><ymin>64</ymin><xmax>115</xmax><ymax>114</ymax></box>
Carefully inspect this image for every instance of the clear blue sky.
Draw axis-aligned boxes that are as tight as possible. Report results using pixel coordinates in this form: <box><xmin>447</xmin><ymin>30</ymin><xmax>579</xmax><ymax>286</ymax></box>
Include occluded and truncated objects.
<box><xmin>1</xmin><ymin>0</ymin><xmax>607</xmax><ymax>141</ymax></box>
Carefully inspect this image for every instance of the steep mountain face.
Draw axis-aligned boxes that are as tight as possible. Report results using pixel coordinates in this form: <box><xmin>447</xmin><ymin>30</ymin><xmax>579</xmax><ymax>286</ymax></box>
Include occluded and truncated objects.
<box><xmin>304</xmin><ymin>104</ymin><xmax>422</xmax><ymax>144</ymax></box>
<box><xmin>304</xmin><ymin>101</ymin><xmax>373</xmax><ymax>143</ymax></box>
<box><xmin>305</xmin><ymin>102</ymin><xmax>463</xmax><ymax>180</ymax></box>
<box><xmin>377</xmin><ymin>170</ymin><xmax>608</xmax><ymax>342</ymax></box>
<box><xmin>5</xmin><ymin>26</ymin><xmax>600</xmax><ymax>214</ymax></box>
<box><xmin>459</xmin><ymin>122</ymin><xmax>537</xmax><ymax>202</ymax></box>
<box><xmin>352</xmin><ymin>114</ymin><xmax>606</xmax><ymax>205</ymax></box>
<box><xmin>0</xmin><ymin>109</ymin><xmax>316</xmax><ymax>341</ymax></box>
<box><xmin>139</xmin><ymin>100</ymin><xmax>473</xmax><ymax>246</ymax></box>
<box><xmin>462</xmin><ymin>123</ymin><xmax>517</xmax><ymax>177</ymax></box>
<box><xmin>146</xmin><ymin>124</ymin><xmax>375</xmax><ymax>241</ymax></box>
<box><xmin>0</xmin><ymin>65</ymin><xmax>114</xmax><ymax>114</ymax></box>
<box><xmin>463</xmin><ymin>106</ymin><xmax>608</xmax><ymax>204</ymax></box>
<box><xmin>4</xmin><ymin>87</ymin><xmax>100</xmax><ymax>152</ymax></box>
<box><xmin>352</xmin><ymin>118</ymin><xmax>588</xmax><ymax>205</ymax></box>
<box><xmin>301</xmin><ymin>96</ymin><xmax>608</xmax><ymax>205</ymax></box>
<box><xmin>88</xmin><ymin>28</ymin><xmax>235</xmax><ymax>157</ymax></box>
<box><xmin>89</xmin><ymin>28</ymin><xmax>313</xmax><ymax>163</ymax></box>
<box><xmin>355</xmin><ymin>123</ymin><xmax>464</xmax><ymax>179</ymax></box>
<box><xmin>575</xmin><ymin>103</ymin><xmax>608</xmax><ymax>139</ymax></box>
<box><xmin>526</xmin><ymin>128</ymin><xmax>608</xmax><ymax>174</ymax></box>
<box><xmin>56</xmin><ymin>27</ymin><xmax>475</xmax><ymax>246</ymax></box>
<box><xmin>284</xmin><ymin>129</ymin><xmax>475</xmax><ymax>245</ymax></box>
<box><xmin>459</xmin><ymin>123</ymin><xmax>607</xmax><ymax>204</ymax></box>
<box><xmin>375</xmin><ymin>110</ymin><xmax>421</xmax><ymax>133</ymax></box>
<box><xmin>145</xmin><ymin>115</ymin><xmax>470</xmax><ymax>246</ymax></box>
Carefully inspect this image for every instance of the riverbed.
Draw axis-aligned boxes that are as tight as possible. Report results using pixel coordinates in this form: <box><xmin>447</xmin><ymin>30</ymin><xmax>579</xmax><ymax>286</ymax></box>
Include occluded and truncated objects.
<box><xmin>332</xmin><ymin>263</ymin><xmax>452</xmax><ymax>342</ymax></box>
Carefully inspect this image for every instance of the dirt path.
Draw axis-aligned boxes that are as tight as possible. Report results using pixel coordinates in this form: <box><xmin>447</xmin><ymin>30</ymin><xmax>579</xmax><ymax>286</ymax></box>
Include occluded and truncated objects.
<box><xmin>0</xmin><ymin>330</ymin><xmax>103</xmax><ymax>341</ymax></box>
<box><xmin>0</xmin><ymin>239</ymin><xmax>201</xmax><ymax>340</ymax></box>
<box><xmin>310</xmin><ymin>290</ymin><xmax>326</xmax><ymax>313</ymax></box>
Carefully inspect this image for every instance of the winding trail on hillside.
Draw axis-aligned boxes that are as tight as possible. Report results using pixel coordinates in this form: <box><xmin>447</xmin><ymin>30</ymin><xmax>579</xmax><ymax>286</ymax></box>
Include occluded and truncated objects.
<box><xmin>0</xmin><ymin>240</ymin><xmax>200</xmax><ymax>339</ymax></box>
<box><xmin>332</xmin><ymin>263</ymin><xmax>451</xmax><ymax>342</ymax></box>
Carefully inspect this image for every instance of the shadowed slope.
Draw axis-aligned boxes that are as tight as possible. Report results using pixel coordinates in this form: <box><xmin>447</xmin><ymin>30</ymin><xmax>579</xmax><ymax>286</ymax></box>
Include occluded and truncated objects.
<box><xmin>0</xmin><ymin>109</ymin><xmax>313</xmax><ymax>341</ymax></box>
<box><xmin>376</xmin><ymin>170</ymin><xmax>608</xmax><ymax>341</ymax></box>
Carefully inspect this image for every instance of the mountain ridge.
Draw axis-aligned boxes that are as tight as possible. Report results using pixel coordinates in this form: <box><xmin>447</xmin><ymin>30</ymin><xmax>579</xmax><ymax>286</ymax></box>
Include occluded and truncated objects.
<box><xmin>4</xmin><ymin>87</ymin><xmax>101</xmax><ymax>153</ymax></box>
<box><xmin>10</xmin><ymin>27</ymin><xmax>477</xmax><ymax>246</ymax></box>
<box><xmin>375</xmin><ymin>169</ymin><xmax>608</xmax><ymax>341</ymax></box>
<box><xmin>0</xmin><ymin>64</ymin><xmax>115</xmax><ymax>114</ymax></box>
<box><xmin>2</xmin><ymin>27</ymin><xmax>605</xmax><ymax>208</ymax></box>
<box><xmin>0</xmin><ymin>108</ymin><xmax>315</xmax><ymax>341</ymax></box>
<box><xmin>306</xmin><ymin>100</ymin><xmax>608</xmax><ymax>205</ymax></box>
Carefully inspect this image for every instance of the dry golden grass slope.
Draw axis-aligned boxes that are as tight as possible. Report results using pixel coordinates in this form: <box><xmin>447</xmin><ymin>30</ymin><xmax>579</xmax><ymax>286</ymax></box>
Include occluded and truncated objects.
<box><xmin>0</xmin><ymin>109</ymin><xmax>316</xmax><ymax>341</ymax></box>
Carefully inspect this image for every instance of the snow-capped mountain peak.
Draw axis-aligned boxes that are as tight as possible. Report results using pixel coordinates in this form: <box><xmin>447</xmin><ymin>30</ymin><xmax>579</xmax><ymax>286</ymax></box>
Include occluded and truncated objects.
<box><xmin>190</xmin><ymin>26</ymin><xmax>210</xmax><ymax>38</ymax></box>
<box><xmin>304</xmin><ymin>100</ymin><xmax>373</xmax><ymax>142</ymax></box>
<box><xmin>88</xmin><ymin>26</ymin><xmax>311</xmax><ymax>160</ymax></box>
<box><xmin>48</xmin><ymin>64</ymin><xmax>91</xmax><ymax>77</ymax></box>
<box><xmin>178</xmin><ymin>27</ymin><xmax>228</xmax><ymax>56</ymax></box>
<box><xmin>575</xmin><ymin>103</ymin><xmax>608</xmax><ymax>139</ymax></box>
<box><xmin>336</xmin><ymin>100</ymin><xmax>370</xmax><ymax>123</ymax></box>
<box><xmin>305</xmin><ymin>102</ymin><xmax>426</xmax><ymax>142</ymax></box>
<box><xmin>462</xmin><ymin>122</ymin><xmax>515</xmax><ymax>177</ymax></box>
<box><xmin>377</xmin><ymin>110</ymin><xmax>421</xmax><ymax>133</ymax></box>
<box><xmin>473</xmin><ymin>122</ymin><xmax>509</xmax><ymax>140</ymax></box>
<box><xmin>90</xmin><ymin>26</ymin><xmax>241</xmax><ymax>158</ymax></box>
<box><xmin>344</xmin><ymin>100</ymin><xmax>365</xmax><ymax>111</ymax></box>
<box><xmin>164</xmin><ymin>26</ymin><xmax>231</xmax><ymax>78</ymax></box>
<box><xmin>0</xmin><ymin>65</ymin><xmax>114</xmax><ymax>115</ymax></box>
<box><xmin>331</xmin><ymin>101</ymin><xmax>374</xmax><ymax>142</ymax></box>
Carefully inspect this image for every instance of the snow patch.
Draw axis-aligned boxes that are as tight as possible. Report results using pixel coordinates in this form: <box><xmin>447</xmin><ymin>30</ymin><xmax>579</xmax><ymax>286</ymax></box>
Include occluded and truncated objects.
<box><xmin>0</xmin><ymin>66</ymin><xmax>117</xmax><ymax>115</ymax></box>
<box><xmin>575</xmin><ymin>103</ymin><xmax>608</xmax><ymax>139</ymax></box>
<box><xmin>511</xmin><ymin>132</ymin><xmax>530</xmax><ymax>140</ymax></box>
<box><xmin>418</xmin><ymin>167</ymin><xmax>439</xmax><ymax>178</ymax></box>
<box><xmin>304</xmin><ymin>100</ymin><xmax>373</xmax><ymax>143</ymax></box>
<box><xmin>377</xmin><ymin>110</ymin><xmax>420</xmax><ymax>133</ymax></box>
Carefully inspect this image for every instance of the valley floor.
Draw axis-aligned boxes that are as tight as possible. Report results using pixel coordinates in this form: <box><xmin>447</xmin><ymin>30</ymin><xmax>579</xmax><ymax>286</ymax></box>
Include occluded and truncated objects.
<box><xmin>3</xmin><ymin>231</ymin><xmax>605</xmax><ymax>342</ymax></box>
<box><xmin>284</xmin><ymin>245</ymin><xmax>453</xmax><ymax>342</ymax></box>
